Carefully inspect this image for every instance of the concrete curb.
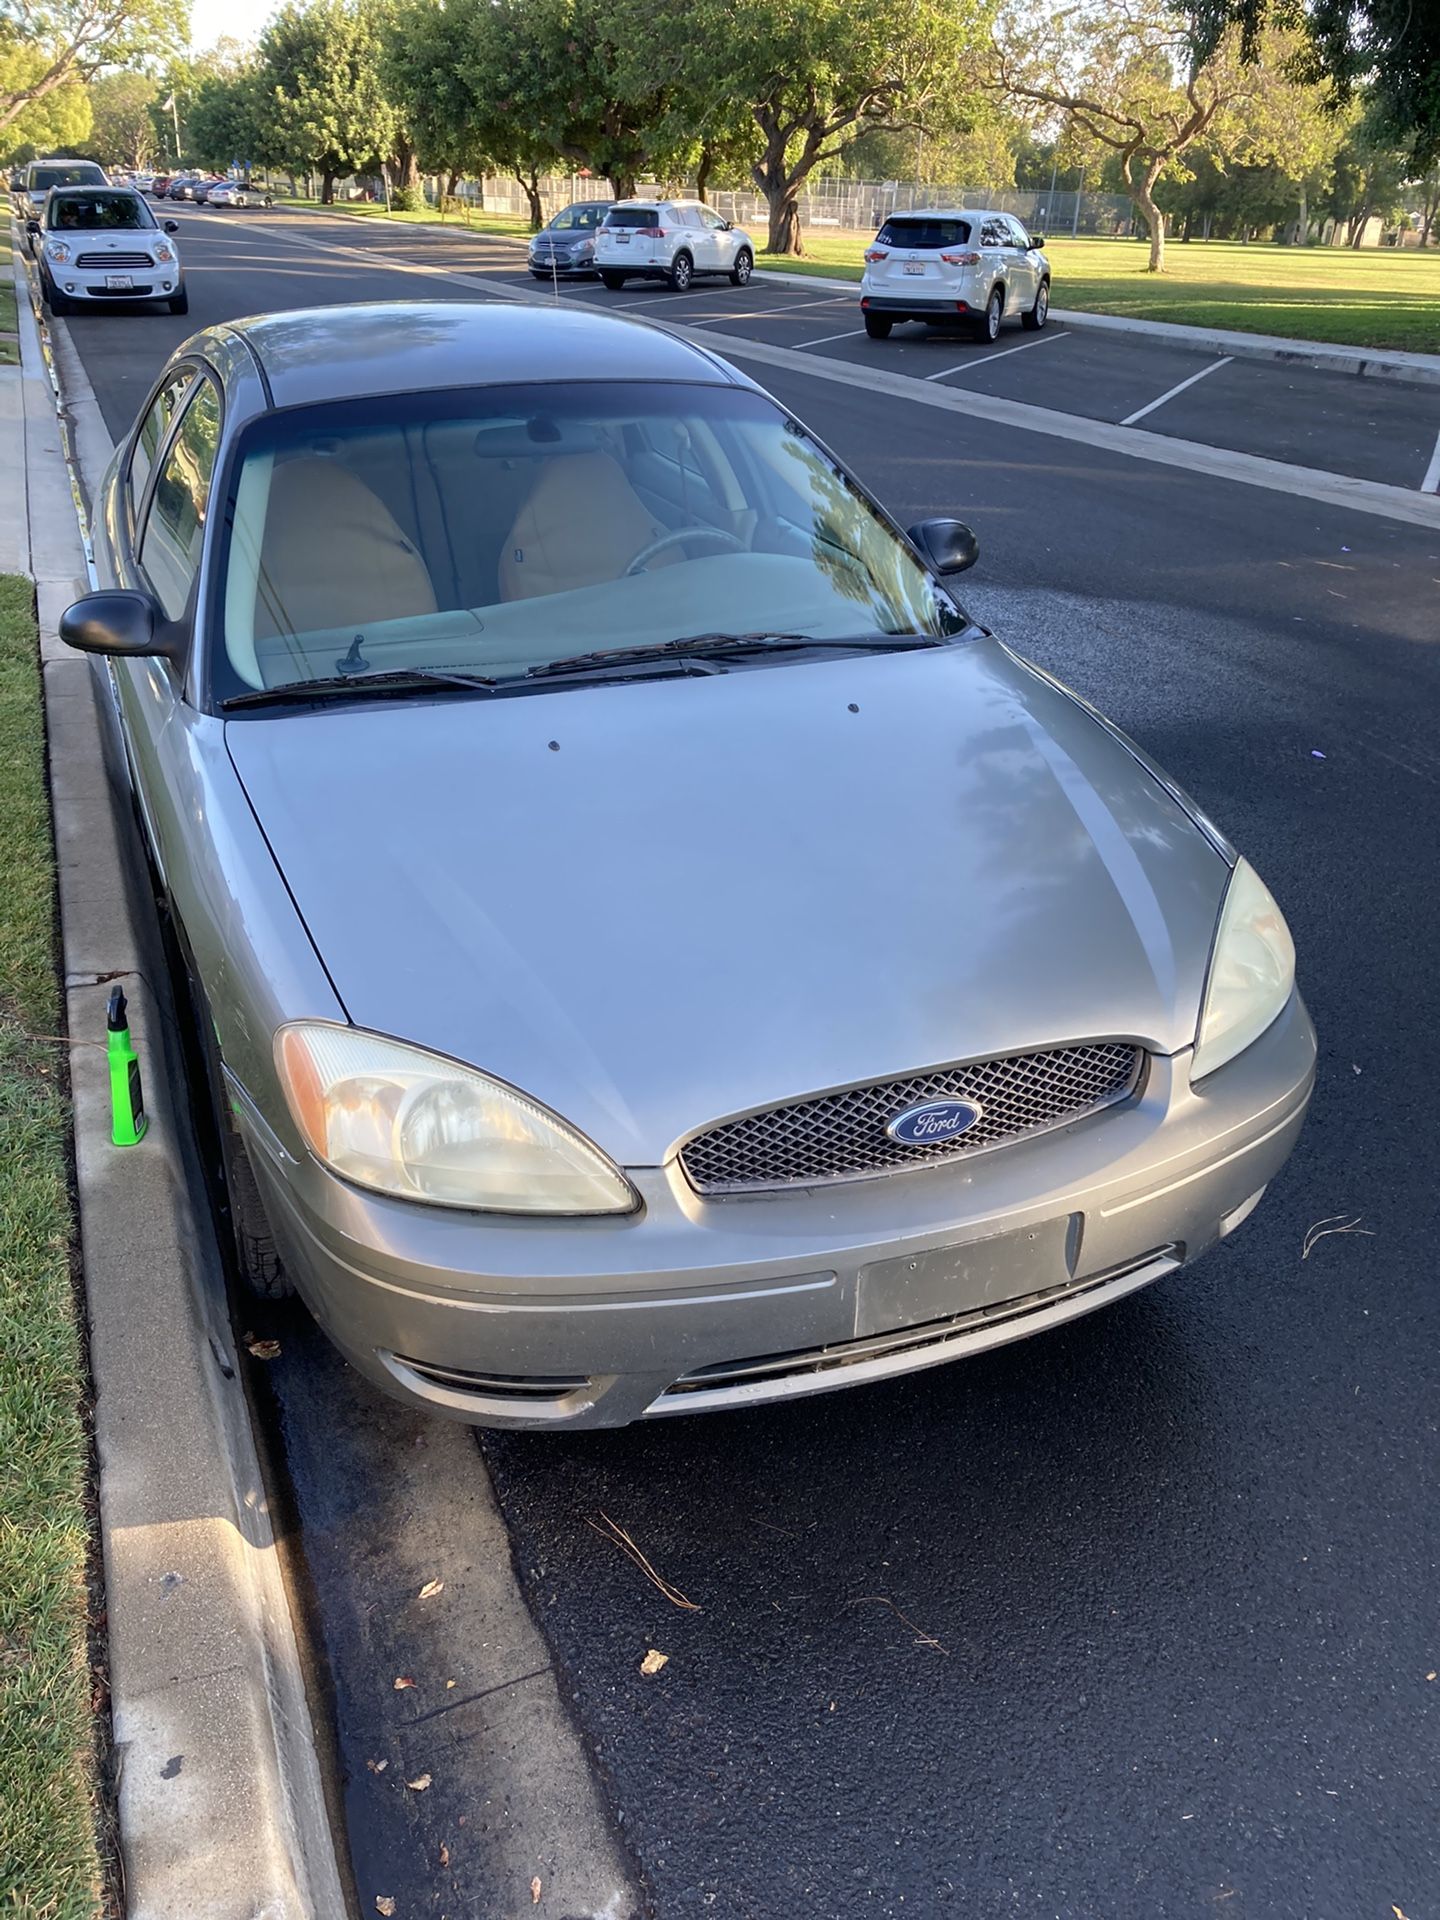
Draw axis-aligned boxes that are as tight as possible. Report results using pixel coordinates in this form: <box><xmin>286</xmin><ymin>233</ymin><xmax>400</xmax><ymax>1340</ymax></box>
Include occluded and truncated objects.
<box><xmin>9</xmin><ymin>237</ymin><xmax>349</xmax><ymax>1920</ymax></box>
<box><xmin>751</xmin><ymin>267</ymin><xmax>1440</xmax><ymax>387</ymax></box>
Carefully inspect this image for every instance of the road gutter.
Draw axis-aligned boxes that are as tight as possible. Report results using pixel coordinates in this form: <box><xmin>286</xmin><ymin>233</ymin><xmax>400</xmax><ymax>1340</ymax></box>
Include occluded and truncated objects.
<box><xmin>8</xmin><ymin>236</ymin><xmax>348</xmax><ymax>1920</ymax></box>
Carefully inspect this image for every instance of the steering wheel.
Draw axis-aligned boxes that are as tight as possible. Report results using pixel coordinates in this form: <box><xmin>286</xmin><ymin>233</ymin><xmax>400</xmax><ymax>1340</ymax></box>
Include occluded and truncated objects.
<box><xmin>624</xmin><ymin>525</ymin><xmax>745</xmax><ymax>576</ymax></box>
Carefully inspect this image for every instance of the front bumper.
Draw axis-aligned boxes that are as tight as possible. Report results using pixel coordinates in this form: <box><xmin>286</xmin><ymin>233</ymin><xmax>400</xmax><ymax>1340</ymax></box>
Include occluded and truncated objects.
<box><xmin>48</xmin><ymin>265</ymin><xmax>179</xmax><ymax>300</ymax></box>
<box><xmin>242</xmin><ymin>993</ymin><xmax>1316</xmax><ymax>1430</ymax></box>
<box><xmin>529</xmin><ymin>253</ymin><xmax>594</xmax><ymax>274</ymax></box>
<box><xmin>861</xmin><ymin>292</ymin><xmax>974</xmax><ymax>318</ymax></box>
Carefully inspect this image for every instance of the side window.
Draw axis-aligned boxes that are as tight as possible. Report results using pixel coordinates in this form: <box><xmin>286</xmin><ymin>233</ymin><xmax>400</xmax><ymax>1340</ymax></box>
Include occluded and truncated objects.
<box><xmin>128</xmin><ymin>371</ymin><xmax>194</xmax><ymax>516</ymax></box>
<box><xmin>700</xmin><ymin>207</ymin><xmax>728</xmax><ymax>230</ymax></box>
<box><xmin>139</xmin><ymin>379</ymin><xmax>222</xmax><ymax>620</ymax></box>
<box><xmin>674</xmin><ymin>206</ymin><xmax>701</xmax><ymax>228</ymax></box>
<box><xmin>1007</xmin><ymin>217</ymin><xmax>1032</xmax><ymax>248</ymax></box>
<box><xmin>981</xmin><ymin>219</ymin><xmax>1006</xmax><ymax>249</ymax></box>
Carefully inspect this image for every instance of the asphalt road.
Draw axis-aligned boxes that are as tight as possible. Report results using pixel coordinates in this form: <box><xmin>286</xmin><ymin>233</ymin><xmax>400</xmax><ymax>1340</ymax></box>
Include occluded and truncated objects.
<box><xmin>57</xmin><ymin>207</ymin><xmax>1440</xmax><ymax>1919</ymax></box>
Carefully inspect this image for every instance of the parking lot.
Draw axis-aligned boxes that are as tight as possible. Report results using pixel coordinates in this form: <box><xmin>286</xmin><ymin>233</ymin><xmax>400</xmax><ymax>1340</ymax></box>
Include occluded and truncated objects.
<box><xmin>49</xmin><ymin>204</ymin><xmax>1440</xmax><ymax>1919</ymax></box>
<box><xmin>223</xmin><ymin>207</ymin><xmax>1440</xmax><ymax>496</ymax></box>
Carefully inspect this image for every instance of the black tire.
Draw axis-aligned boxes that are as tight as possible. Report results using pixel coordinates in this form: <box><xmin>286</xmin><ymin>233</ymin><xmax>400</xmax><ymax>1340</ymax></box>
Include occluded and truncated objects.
<box><xmin>729</xmin><ymin>247</ymin><xmax>753</xmax><ymax>287</ymax></box>
<box><xmin>667</xmin><ymin>249</ymin><xmax>693</xmax><ymax>292</ymax></box>
<box><xmin>46</xmin><ymin>277</ymin><xmax>71</xmax><ymax>316</ymax></box>
<box><xmin>863</xmin><ymin>312</ymin><xmax>893</xmax><ymax>339</ymax></box>
<box><xmin>973</xmin><ymin>286</ymin><xmax>1003</xmax><ymax>343</ymax></box>
<box><xmin>1021</xmin><ymin>278</ymin><xmax>1050</xmax><ymax>330</ymax></box>
<box><xmin>168</xmin><ymin>287</ymin><xmax>189</xmax><ymax>315</ymax></box>
<box><xmin>600</xmin><ymin>270</ymin><xmax>627</xmax><ymax>289</ymax></box>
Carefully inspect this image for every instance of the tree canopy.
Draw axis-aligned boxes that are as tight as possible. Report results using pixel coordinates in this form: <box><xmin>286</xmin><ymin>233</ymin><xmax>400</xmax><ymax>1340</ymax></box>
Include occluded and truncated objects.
<box><xmin>0</xmin><ymin>0</ymin><xmax>182</xmax><ymax>137</ymax></box>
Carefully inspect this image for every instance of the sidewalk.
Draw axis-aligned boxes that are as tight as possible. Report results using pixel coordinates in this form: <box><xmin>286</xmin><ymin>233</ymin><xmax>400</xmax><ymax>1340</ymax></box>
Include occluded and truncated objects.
<box><xmin>5</xmin><ymin>238</ymin><xmax>347</xmax><ymax>1920</ymax></box>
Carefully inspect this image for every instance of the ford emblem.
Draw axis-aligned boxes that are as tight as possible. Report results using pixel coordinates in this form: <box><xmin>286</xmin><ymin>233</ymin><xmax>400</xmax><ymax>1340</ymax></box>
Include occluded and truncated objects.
<box><xmin>886</xmin><ymin>1098</ymin><xmax>984</xmax><ymax>1146</ymax></box>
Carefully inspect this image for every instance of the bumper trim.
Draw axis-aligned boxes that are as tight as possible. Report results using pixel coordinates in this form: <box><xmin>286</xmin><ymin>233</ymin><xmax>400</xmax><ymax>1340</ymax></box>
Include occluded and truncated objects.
<box><xmin>646</xmin><ymin>1244</ymin><xmax>1180</xmax><ymax>1416</ymax></box>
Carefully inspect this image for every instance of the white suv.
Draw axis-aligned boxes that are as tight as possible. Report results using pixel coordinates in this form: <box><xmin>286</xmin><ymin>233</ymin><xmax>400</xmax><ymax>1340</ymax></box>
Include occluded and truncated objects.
<box><xmin>859</xmin><ymin>208</ymin><xmax>1051</xmax><ymax>343</ymax></box>
<box><xmin>595</xmin><ymin>200</ymin><xmax>755</xmax><ymax>293</ymax></box>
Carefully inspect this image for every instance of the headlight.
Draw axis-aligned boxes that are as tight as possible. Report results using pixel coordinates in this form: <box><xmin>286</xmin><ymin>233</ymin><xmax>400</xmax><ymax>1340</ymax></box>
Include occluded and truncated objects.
<box><xmin>152</xmin><ymin>244</ymin><xmax>174</xmax><ymax>262</ymax></box>
<box><xmin>46</xmin><ymin>241</ymin><xmax>70</xmax><ymax>262</ymax></box>
<box><xmin>1191</xmin><ymin>858</ymin><xmax>1295</xmax><ymax>1082</ymax></box>
<box><xmin>274</xmin><ymin>1023</ymin><xmax>638</xmax><ymax>1215</ymax></box>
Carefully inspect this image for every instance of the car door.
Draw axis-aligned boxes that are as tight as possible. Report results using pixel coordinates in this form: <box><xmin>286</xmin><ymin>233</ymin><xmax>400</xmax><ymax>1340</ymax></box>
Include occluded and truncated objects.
<box><xmin>978</xmin><ymin>217</ymin><xmax>1010</xmax><ymax>306</ymax></box>
<box><xmin>1004</xmin><ymin>216</ymin><xmax>1038</xmax><ymax>307</ymax></box>
<box><xmin>696</xmin><ymin>205</ymin><xmax>734</xmax><ymax>273</ymax></box>
<box><xmin>115</xmin><ymin>371</ymin><xmax>221</xmax><ymax>890</ymax></box>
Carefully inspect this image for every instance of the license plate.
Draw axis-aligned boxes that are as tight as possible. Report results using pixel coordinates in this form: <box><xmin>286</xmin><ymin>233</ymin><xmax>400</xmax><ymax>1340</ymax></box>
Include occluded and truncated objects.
<box><xmin>903</xmin><ymin>262</ymin><xmax>925</xmax><ymax>275</ymax></box>
<box><xmin>615</xmin><ymin>234</ymin><xmax>629</xmax><ymax>244</ymax></box>
<box><xmin>105</xmin><ymin>274</ymin><xmax>134</xmax><ymax>290</ymax></box>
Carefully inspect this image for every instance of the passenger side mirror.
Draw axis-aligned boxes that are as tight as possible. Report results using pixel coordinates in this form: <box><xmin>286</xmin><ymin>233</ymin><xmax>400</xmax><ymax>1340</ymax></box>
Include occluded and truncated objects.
<box><xmin>1028</xmin><ymin>234</ymin><xmax>1046</xmax><ymax>249</ymax></box>
<box><xmin>59</xmin><ymin>590</ymin><xmax>184</xmax><ymax>661</ymax></box>
<box><xmin>26</xmin><ymin>218</ymin><xmax>40</xmax><ymax>235</ymax></box>
<box><xmin>907</xmin><ymin>518</ymin><xmax>979</xmax><ymax>576</ymax></box>
<box><xmin>164</xmin><ymin>219</ymin><xmax>179</xmax><ymax>233</ymax></box>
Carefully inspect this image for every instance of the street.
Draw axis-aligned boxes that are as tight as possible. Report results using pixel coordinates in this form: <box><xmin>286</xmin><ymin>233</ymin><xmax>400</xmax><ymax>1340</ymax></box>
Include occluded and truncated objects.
<box><xmin>58</xmin><ymin>205</ymin><xmax>1440</xmax><ymax>1918</ymax></box>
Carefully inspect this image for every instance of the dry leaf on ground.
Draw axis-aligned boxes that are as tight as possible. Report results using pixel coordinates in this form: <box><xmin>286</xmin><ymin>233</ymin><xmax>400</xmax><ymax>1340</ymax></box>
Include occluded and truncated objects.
<box><xmin>439</xmin><ymin>1844</ymin><xmax>450</xmax><ymax>1867</ymax></box>
<box><xmin>405</xmin><ymin>1773</ymin><xmax>432</xmax><ymax>1791</ymax></box>
<box><xmin>418</xmin><ymin>1579</ymin><xmax>444</xmax><ymax>1600</ymax></box>
<box><xmin>246</xmin><ymin>1338</ymin><xmax>282</xmax><ymax>1359</ymax></box>
<box><xmin>585</xmin><ymin>1512</ymin><xmax>701</xmax><ymax>1610</ymax></box>
<box><xmin>393</xmin><ymin>1675</ymin><xmax>415</xmax><ymax>1691</ymax></box>
<box><xmin>640</xmin><ymin>1649</ymin><xmax>669</xmax><ymax>1676</ymax></box>
<box><xmin>366</xmin><ymin>1758</ymin><xmax>388</xmax><ymax>1774</ymax></box>
<box><xmin>375</xmin><ymin>1900</ymin><xmax>395</xmax><ymax>1916</ymax></box>
<box><xmin>530</xmin><ymin>1876</ymin><xmax>542</xmax><ymax>1905</ymax></box>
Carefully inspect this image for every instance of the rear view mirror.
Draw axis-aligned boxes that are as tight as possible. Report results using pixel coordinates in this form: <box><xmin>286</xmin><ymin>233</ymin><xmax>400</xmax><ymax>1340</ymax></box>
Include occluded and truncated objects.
<box><xmin>907</xmin><ymin>518</ymin><xmax>979</xmax><ymax>576</ymax></box>
<box><xmin>59</xmin><ymin>590</ymin><xmax>183</xmax><ymax>660</ymax></box>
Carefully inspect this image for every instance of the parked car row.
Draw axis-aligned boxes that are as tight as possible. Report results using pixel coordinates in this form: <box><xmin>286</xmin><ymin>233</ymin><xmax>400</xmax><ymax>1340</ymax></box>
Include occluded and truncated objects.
<box><xmin>530</xmin><ymin>198</ymin><xmax>754</xmax><ymax>291</ymax></box>
<box><xmin>145</xmin><ymin>173</ymin><xmax>272</xmax><ymax>207</ymax></box>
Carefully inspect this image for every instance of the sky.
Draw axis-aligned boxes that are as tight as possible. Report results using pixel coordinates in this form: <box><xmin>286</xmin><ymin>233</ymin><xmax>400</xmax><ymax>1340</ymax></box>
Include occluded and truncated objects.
<box><xmin>188</xmin><ymin>0</ymin><xmax>272</xmax><ymax>54</ymax></box>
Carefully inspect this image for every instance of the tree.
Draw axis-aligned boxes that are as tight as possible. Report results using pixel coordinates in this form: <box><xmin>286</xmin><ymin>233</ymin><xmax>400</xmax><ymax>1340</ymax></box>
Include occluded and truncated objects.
<box><xmin>1319</xmin><ymin>106</ymin><xmax>1410</xmax><ymax>246</ymax></box>
<box><xmin>186</xmin><ymin>69</ymin><xmax>281</xmax><ymax>174</ymax></box>
<box><xmin>1189</xmin><ymin>0</ymin><xmax>1440</xmax><ymax>172</ymax></box>
<box><xmin>0</xmin><ymin>42</ymin><xmax>90</xmax><ymax>156</ymax></box>
<box><xmin>84</xmin><ymin>68</ymin><xmax>157</xmax><ymax>166</ymax></box>
<box><xmin>259</xmin><ymin>0</ymin><xmax>395</xmax><ymax>200</ymax></box>
<box><xmin>0</xmin><ymin>0</ymin><xmax>181</xmax><ymax>137</ymax></box>
<box><xmin>698</xmin><ymin>0</ymin><xmax>990</xmax><ymax>254</ymax></box>
<box><xmin>991</xmin><ymin>3</ymin><xmax>1315</xmax><ymax>270</ymax></box>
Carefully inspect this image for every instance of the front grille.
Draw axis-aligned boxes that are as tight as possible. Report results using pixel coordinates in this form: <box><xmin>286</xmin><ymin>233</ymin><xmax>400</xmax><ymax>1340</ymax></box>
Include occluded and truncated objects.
<box><xmin>75</xmin><ymin>251</ymin><xmax>154</xmax><ymax>270</ymax></box>
<box><xmin>83</xmin><ymin>284</ymin><xmax>152</xmax><ymax>296</ymax></box>
<box><xmin>678</xmin><ymin>1043</ymin><xmax>1143</xmax><ymax>1195</ymax></box>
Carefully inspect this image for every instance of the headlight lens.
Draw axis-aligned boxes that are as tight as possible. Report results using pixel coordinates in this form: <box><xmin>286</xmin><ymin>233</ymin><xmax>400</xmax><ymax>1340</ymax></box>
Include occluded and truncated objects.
<box><xmin>1191</xmin><ymin>858</ymin><xmax>1295</xmax><ymax>1082</ymax></box>
<box><xmin>153</xmin><ymin>243</ymin><xmax>174</xmax><ymax>262</ymax></box>
<box><xmin>46</xmin><ymin>241</ymin><xmax>70</xmax><ymax>262</ymax></box>
<box><xmin>275</xmin><ymin>1023</ymin><xmax>637</xmax><ymax>1214</ymax></box>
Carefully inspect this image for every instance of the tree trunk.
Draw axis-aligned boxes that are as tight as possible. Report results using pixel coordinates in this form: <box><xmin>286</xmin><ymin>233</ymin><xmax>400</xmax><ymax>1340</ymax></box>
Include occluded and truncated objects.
<box><xmin>446</xmin><ymin>168</ymin><xmax>459</xmax><ymax>199</ymax></box>
<box><xmin>512</xmin><ymin>168</ymin><xmax>544</xmax><ymax>230</ymax></box>
<box><xmin>696</xmin><ymin>145</ymin><xmax>713</xmax><ymax>205</ymax></box>
<box><xmin>1295</xmin><ymin>185</ymin><xmax>1308</xmax><ymax>245</ymax></box>
<box><xmin>1133</xmin><ymin>159</ymin><xmax>1166</xmax><ymax>271</ymax></box>
<box><xmin>1203</xmin><ymin>210</ymin><xmax>1213</xmax><ymax>240</ymax></box>
<box><xmin>606</xmin><ymin>170</ymin><xmax>636</xmax><ymax>200</ymax></box>
<box><xmin>394</xmin><ymin>141</ymin><xmax>420</xmax><ymax>190</ymax></box>
<box><xmin>320</xmin><ymin>168</ymin><xmax>336</xmax><ymax>206</ymax></box>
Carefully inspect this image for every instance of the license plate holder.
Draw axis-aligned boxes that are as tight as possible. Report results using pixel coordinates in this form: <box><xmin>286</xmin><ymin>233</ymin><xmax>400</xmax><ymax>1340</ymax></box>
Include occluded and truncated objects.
<box><xmin>855</xmin><ymin>1216</ymin><xmax>1077</xmax><ymax>1337</ymax></box>
<box><xmin>903</xmin><ymin>261</ymin><xmax>926</xmax><ymax>275</ymax></box>
<box><xmin>105</xmin><ymin>274</ymin><xmax>134</xmax><ymax>290</ymax></box>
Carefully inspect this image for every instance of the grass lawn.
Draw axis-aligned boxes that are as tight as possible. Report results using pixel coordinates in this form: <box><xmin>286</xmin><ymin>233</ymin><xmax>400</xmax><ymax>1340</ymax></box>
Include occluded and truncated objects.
<box><xmin>758</xmin><ymin>231</ymin><xmax>1440</xmax><ymax>354</ymax></box>
<box><xmin>0</xmin><ymin>575</ymin><xmax>104</xmax><ymax>1917</ymax></box>
<box><xmin>0</xmin><ymin>261</ymin><xmax>17</xmax><ymax>366</ymax></box>
<box><xmin>277</xmin><ymin>195</ymin><xmax>533</xmax><ymax>243</ymax></box>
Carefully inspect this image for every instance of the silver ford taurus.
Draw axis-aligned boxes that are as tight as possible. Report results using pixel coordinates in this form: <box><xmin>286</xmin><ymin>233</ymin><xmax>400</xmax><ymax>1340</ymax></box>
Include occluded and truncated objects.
<box><xmin>63</xmin><ymin>301</ymin><xmax>1315</xmax><ymax>1429</ymax></box>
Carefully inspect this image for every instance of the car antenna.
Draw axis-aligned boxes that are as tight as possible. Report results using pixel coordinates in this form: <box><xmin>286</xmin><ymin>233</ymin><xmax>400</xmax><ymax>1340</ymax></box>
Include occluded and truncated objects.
<box><xmin>336</xmin><ymin>633</ymin><xmax>367</xmax><ymax>675</ymax></box>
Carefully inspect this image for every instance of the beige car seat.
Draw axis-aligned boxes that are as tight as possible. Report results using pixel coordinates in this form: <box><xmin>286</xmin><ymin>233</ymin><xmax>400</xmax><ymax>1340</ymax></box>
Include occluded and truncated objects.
<box><xmin>498</xmin><ymin>451</ymin><xmax>674</xmax><ymax>602</ymax></box>
<box><xmin>252</xmin><ymin>457</ymin><xmax>438</xmax><ymax>642</ymax></box>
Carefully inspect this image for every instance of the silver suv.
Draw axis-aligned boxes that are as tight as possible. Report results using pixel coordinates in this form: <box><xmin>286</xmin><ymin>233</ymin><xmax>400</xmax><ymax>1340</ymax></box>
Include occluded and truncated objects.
<box><xmin>860</xmin><ymin>208</ymin><xmax>1051</xmax><ymax>342</ymax></box>
<box><xmin>595</xmin><ymin>200</ymin><xmax>755</xmax><ymax>293</ymax></box>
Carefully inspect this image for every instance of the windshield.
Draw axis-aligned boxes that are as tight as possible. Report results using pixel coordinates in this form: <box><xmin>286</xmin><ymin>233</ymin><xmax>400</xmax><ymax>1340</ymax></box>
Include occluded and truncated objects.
<box><xmin>875</xmin><ymin>217</ymin><xmax>973</xmax><ymax>249</ymax></box>
<box><xmin>47</xmin><ymin>191</ymin><xmax>155</xmax><ymax>231</ymax></box>
<box><xmin>549</xmin><ymin>205</ymin><xmax>605</xmax><ymax>231</ymax></box>
<box><xmin>211</xmin><ymin>382</ymin><xmax>965</xmax><ymax>702</ymax></box>
<box><xmin>32</xmin><ymin>164</ymin><xmax>105</xmax><ymax>192</ymax></box>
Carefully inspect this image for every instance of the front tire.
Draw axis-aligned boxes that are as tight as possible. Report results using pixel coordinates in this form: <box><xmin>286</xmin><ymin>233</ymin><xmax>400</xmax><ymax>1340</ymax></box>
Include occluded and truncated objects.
<box><xmin>729</xmin><ymin>247</ymin><xmax>753</xmax><ymax>287</ymax></box>
<box><xmin>45</xmin><ymin>277</ymin><xmax>71</xmax><ymax>316</ymax></box>
<box><xmin>600</xmin><ymin>270</ymin><xmax>626</xmax><ymax>290</ymax></box>
<box><xmin>973</xmin><ymin>286</ymin><xmax>1003</xmax><ymax>343</ymax></box>
<box><xmin>667</xmin><ymin>250</ymin><xmax>693</xmax><ymax>292</ymax></box>
<box><xmin>863</xmin><ymin>312</ymin><xmax>893</xmax><ymax>339</ymax></box>
<box><xmin>168</xmin><ymin>287</ymin><xmax>189</xmax><ymax>315</ymax></box>
<box><xmin>1021</xmin><ymin>279</ymin><xmax>1050</xmax><ymax>330</ymax></box>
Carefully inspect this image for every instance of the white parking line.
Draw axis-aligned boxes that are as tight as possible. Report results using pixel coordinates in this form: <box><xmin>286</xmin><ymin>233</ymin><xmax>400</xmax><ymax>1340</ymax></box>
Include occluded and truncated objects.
<box><xmin>1121</xmin><ymin>356</ymin><xmax>1233</xmax><ymax>426</ymax></box>
<box><xmin>795</xmin><ymin>326</ymin><xmax>870</xmax><ymax>349</ymax></box>
<box><xmin>687</xmin><ymin>293</ymin><xmax>854</xmax><ymax>326</ymax></box>
<box><xmin>924</xmin><ymin>330</ymin><xmax>1070</xmax><ymax>381</ymax></box>
<box><xmin>1423</xmin><ymin>429</ymin><xmax>1440</xmax><ymax>494</ymax></box>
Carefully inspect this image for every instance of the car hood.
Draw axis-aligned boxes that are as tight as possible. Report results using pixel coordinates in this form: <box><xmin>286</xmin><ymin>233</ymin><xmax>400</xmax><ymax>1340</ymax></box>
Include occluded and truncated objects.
<box><xmin>59</xmin><ymin>230</ymin><xmax>164</xmax><ymax>247</ymax></box>
<box><xmin>225</xmin><ymin>638</ymin><xmax>1228</xmax><ymax>1166</ymax></box>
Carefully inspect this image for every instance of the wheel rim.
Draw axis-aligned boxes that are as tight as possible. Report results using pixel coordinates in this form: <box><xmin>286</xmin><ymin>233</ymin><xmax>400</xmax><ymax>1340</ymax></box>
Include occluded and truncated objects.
<box><xmin>988</xmin><ymin>295</ymin><xmax>1001</xmax><ymax>339</ymax></box>
<box><xmin>1038</xmin><ymin>285</ymin><xmax>1048</xmax><ymax>323</ymax></box>
<box><xmin>737</xmin><ymin>253</ymin><xmax>751</xmax><ymax>282</ymax></box>
<box><xmin>675</xmin><ymin>256</ymin><xmax>691</xmax><ymax>288</ymax></box>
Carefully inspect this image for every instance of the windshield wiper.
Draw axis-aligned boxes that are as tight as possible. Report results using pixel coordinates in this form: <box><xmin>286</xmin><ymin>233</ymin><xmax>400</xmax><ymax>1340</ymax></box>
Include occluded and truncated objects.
<box><xmin>221</xmin><ymin>667</ymin><xmax>498</xmax><ymax>711</ymax></box>
<box><xmin>526</xmin><ymin>631</ymin><xmax>940</xmax><ymax>680</ymax></box>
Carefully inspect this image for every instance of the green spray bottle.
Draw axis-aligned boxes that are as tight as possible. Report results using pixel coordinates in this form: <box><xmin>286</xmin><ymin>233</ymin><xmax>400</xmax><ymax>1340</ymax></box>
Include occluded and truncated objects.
<box><xmin>106</xmin><ymin>986</ymin><xmax>148</xmax><ymax>1146</ymax></box>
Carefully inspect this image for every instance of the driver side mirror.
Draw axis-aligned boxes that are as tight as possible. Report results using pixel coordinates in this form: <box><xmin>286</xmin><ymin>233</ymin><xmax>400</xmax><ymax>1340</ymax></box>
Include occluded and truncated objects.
<box><xmin>164</xmin><ymin>219</ymin><xmax>179</xmax><ymax>233</ymax></box>
<box><xmin>26</xmin><ymin>218</ymin><xmax>40</xmax><ymax>235</ymax></box>
<box><xmin>1028</xmin><ymin>234</ymin><xmax>1046</xmax><ymax>249</ymax></box>
<box><xmin>907</xmin><ymin>518</ymin><xmax>979</xmax><ymax>576</ymax></box>
<box><xmin>59</xmin><ymin>590</ymin><xmax>184</xmax><ymax>661</ymax></box>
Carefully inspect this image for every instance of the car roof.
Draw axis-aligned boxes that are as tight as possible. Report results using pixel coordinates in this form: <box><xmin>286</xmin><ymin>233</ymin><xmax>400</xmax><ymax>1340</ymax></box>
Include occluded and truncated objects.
<box><xmin>882</xmin><ymin>207</ymin><xmax>1001</xmax><ymax>223</ymax></box>
<box><xmin>218</xmin><ymin>300</ymin><xmax>747</xmax><ymax>409</ymax></box>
